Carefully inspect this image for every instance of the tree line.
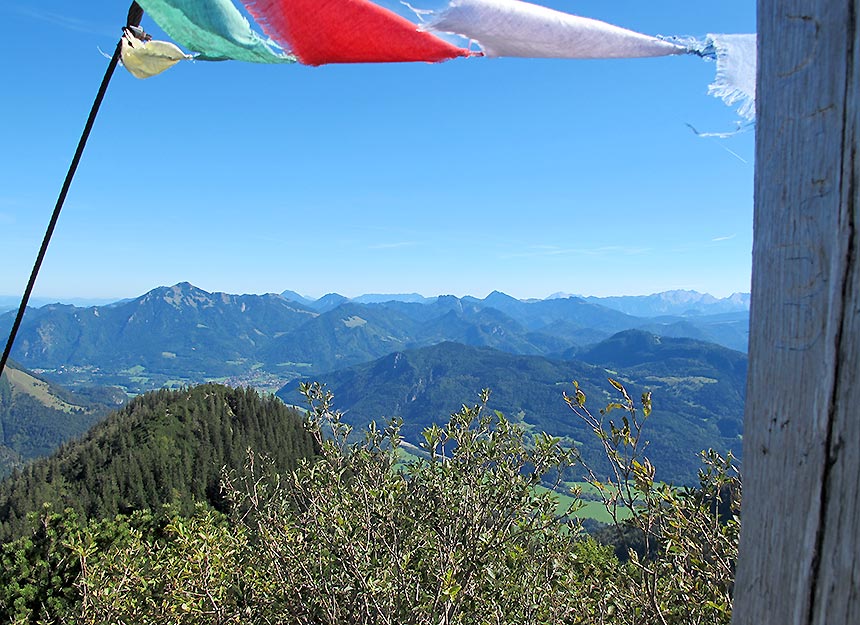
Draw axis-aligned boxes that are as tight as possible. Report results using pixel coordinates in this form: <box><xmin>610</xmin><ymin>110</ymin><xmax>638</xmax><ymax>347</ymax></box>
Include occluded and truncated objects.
<box><xmin>0</xmin><ymin>384</ymin><xmax>318</xmax><ymax>543</ymax></box>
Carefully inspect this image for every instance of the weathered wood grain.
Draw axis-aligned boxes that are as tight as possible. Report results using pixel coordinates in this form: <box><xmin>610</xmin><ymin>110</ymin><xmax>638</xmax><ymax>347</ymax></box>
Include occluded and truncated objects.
<box><xmin>733</xmin><ymin>1</ymin><xmax>858</xmax><ymax>624</ymax></box>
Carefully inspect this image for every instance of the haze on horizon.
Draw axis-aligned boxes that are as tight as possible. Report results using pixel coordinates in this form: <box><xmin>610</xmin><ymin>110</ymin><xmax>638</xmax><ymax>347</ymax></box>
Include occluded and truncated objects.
<box><xmin>0</xmin><ymin>283</ymin><xmax>751</xmax><ymax>312</ymax></box>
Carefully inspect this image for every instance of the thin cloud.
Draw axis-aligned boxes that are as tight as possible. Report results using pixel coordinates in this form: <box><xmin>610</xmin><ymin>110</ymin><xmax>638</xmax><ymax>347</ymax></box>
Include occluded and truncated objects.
<box><xmin>712</xmin><ymin>234</ymin><xmax>737</xmax><ymax>242</ymax></box>
<box><xmin>367</xmin><ymin>241</ymin><xmax>419</xmax><ymax>250</ymax></box>
<box><xmin>500</xmin><ymin>246</ymin><xmax>567</xmax><ymax>259</ymax></box>
<box><xmin>8</xmin><ymin>5</ymin><xmax>114</xmax><ymax>37</ymax></box>
<box><xmin>249</xmin><ymin>233</ymin><xmax>285</xmax><ymax>244</ymax></box>
<box><xmin>580</xmin><ymin>246</ymin><xmax>652</xmax><ymax>257</ymax></box>
<box><xmin>502</xmin><ymin>245</ymin><xmax>651</xmax><ymax>259</ymax></box>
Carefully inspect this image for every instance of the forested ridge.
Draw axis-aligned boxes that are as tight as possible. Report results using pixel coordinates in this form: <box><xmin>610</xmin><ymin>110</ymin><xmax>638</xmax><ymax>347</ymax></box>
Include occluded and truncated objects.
<box><xmin>0</xmin><ymin>384</ymin><xmax>317</xmax><ymax>543</ymax></box>
<box><xmin>279</xmin><ymin>337</ymin><xmax>746</xmax><ymax>484</ymax></box>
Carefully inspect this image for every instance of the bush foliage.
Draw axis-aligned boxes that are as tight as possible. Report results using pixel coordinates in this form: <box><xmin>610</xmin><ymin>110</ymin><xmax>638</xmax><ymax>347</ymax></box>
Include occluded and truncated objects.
<box><xmin>0</xmin><ymin>381</ymin><xmax>740</xmax><ymax>624</ymax></box>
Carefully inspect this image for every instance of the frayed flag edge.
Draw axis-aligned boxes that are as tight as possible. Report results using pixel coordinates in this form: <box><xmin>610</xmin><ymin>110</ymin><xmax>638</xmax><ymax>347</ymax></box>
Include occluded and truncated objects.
<box><xmin>706</xmin><ymin>34</ymin><xmax>757</xmax><ymax>121</ymax></box>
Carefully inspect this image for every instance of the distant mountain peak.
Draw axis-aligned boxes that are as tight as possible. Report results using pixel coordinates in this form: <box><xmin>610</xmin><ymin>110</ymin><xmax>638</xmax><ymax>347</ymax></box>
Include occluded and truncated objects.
<box><xmin>485</xmin><ymin>290</ymin><xmax>516</xmax><ymax>301</ymax></box>
<box><xmin>281</xmin><ymin>290</ymin><xmax>313</xmax><ymax>306</ymax></box>
<box><xmin>435</xmin><ymin>295</ymin><xmax>464</xmax><ymax>312</ymax></box>
<box><xmin>311</xmin><ymin>293</ymin><xmax>350</xmax><ymax>313</ymax></box>
<box><xmin>582</xmin><ymin>290</ymin><xmax>750</xmax><ymax>317</ymax></box>
<box><xmin>142</xmin><ymin>282</ymin><xmax>215</xmax><ymax>310</ymax></box>
<box><xmin>352</xmin><ymin>293</ymin><xmax>434</xmax><ymax>305</ymax></box>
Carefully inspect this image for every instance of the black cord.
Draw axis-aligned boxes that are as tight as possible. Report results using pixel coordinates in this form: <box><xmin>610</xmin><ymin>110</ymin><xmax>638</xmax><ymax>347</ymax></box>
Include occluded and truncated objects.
<box><xmin>0</xmin><ymin>5</ymin><xmax>142</xmax><ymax>382</ymax></box>
<box><xmin>128</xmin><ymin>2</ymin><xmax>144</xmax><ymax>28</ymax></box>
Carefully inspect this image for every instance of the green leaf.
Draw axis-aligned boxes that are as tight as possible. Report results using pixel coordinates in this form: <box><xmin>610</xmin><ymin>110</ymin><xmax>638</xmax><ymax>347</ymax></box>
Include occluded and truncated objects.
<box><xmin>641</xmin><ymin>391</ymin><xmax>652</xmax><ymax>418</ymax></box>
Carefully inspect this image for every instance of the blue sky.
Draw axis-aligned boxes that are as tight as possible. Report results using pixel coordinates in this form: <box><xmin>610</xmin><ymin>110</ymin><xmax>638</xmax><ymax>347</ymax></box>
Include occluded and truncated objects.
<box><xmin>0</xmin><ymin>0</ymin><xmax>755</xmax><ymax>301</ymax></box>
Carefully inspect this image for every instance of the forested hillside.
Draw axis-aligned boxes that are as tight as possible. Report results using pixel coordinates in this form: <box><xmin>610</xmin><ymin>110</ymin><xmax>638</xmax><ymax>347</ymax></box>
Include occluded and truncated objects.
<box><xmin>0</xmin><ymin>283</ymin><xmax>316</xmax><ymax>390</ymax></box>
<box><xmin>0</xmin><ymin>384</ymin><xmax>317</xmax><ymax>542</ymax></box>
<box><xmin>0</xmin><ymin>362</ymin><xmax>126</xmax><ymax>477</ymax></box>
<box><xmin>278</xmin><ymin>334</ymin><xmax>746</xmax><ymax>484</ymax></box>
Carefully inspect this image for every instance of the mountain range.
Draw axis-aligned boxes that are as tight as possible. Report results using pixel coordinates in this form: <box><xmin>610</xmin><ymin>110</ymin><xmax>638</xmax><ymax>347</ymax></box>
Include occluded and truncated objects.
<box><xmin>0</xmin><ymin>282</ymin><xmax>751</xmax><ymax>486</ymax></box>
<box><xmin>289</xmin><ymin>289</ymin><xmax>749</xmax><ymax>317</ymax></box>
<box><xmin>0</xmin><ymin>283</ymin><xmax>749</xmax><ymax>393</ymax></box>
<box><xmin>581</xmin><ymin>291</ymin><xmax>750</xmax><ymax>317</ymax></box>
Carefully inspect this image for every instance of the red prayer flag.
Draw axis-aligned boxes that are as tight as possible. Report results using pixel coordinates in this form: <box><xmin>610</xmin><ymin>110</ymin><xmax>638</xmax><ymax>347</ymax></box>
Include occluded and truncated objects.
<box><xmin>242</xmin><ymin>0</ymin><xmax>470</xmax><ymax>65</ymax></box>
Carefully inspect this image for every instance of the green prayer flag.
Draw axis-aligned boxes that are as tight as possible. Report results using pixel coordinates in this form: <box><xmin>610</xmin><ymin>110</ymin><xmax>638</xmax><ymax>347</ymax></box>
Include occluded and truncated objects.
<box><xmin>136</xmin><ymin>0</ymin><xmax>295</xmax><ymax>63</ymax></box>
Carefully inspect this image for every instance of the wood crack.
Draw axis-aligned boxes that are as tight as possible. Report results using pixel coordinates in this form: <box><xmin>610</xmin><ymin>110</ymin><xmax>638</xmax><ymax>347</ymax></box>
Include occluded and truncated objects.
<box><xmin>805</xmin><ymin>2</ymin><xmax>856</xmax><ymax>621</ymax></box>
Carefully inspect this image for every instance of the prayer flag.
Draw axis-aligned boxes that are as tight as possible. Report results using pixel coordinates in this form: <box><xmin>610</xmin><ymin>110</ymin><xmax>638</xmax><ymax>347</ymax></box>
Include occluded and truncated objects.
<box><xmin>242</xmin><ymin>0</ymin><xmax>470</xmax><ymax>65</ymax></box>
<box><xmin>125</xmin><ymin>0</ymin><xmax>756</xmax><ymax>119</ymax></box>
<box><xmin>427</xmin><ymin>0</ymin><xmax>685</xmax><ymax>59</ymax></box>
<box><xmin>134</xmin><ymin>0</ymin><xmax>295</xmax><ymax>62</ymax></box>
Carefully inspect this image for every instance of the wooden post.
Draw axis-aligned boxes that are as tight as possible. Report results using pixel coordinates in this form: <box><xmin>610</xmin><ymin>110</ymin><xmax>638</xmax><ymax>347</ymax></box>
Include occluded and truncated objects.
<box><xmin>733</xmin><ymin>1</ymin><xmax>858</xmax><ymax>624</ymax></box>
